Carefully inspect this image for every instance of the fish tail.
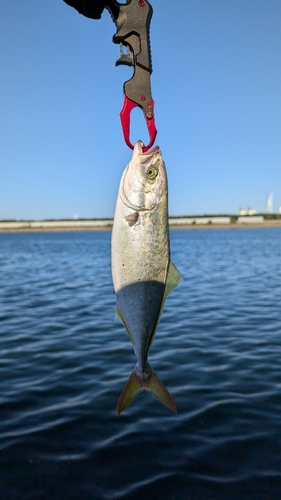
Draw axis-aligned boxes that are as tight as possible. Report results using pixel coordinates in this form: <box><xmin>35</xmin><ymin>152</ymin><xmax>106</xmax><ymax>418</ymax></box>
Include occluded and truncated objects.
<box><xmin>116</xmin><ymin>363</ymin><xmax>177</xmax><ymax>416</ymax></box>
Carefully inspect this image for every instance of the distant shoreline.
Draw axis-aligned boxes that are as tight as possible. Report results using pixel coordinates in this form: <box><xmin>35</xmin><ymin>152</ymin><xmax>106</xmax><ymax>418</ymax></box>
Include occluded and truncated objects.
<box><xmin>1</xmin><ymin>220</ymin><xmax>281</xmax><ymax>233</ymax></box>
<box><xmin>169</xmin><ymin>222</ymin><xmax>281</xmax><ymax>230</ymax></box>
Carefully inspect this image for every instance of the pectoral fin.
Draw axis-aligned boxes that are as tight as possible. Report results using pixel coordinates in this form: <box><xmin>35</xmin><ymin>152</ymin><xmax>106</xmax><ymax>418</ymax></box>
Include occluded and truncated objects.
<box><xmin>125</xmin><ymin>211</ymin><xmax>139</xmax><ymax>226</ymax></box>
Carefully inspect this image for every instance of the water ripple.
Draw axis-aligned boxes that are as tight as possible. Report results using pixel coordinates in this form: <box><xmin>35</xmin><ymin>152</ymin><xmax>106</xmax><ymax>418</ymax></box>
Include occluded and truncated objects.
<box><xmin>1</xmin><ymin>229</ymin><xmax>281</xmax><ymax>499</ymax></box>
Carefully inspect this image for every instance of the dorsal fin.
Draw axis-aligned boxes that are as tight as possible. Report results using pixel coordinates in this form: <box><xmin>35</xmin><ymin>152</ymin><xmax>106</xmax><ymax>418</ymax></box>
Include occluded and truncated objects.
<box><xmin>163</xmin><ymin>261</ymin><xmax>182</xmax><ymax>300</ymax></box>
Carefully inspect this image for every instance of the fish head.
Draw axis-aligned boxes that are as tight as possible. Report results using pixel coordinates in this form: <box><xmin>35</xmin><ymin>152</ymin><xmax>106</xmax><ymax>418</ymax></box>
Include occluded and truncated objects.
<box><xmin>120</xmin><ymin>141</ymin><xmax>167</xmax><ymax>212</ymax></box>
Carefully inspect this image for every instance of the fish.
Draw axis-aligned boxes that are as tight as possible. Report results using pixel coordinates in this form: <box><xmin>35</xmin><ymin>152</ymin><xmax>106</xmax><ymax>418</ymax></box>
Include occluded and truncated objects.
<box><xmin>111</xmin><ymin>140</ymin><xmax>182</xmax><ymax>416</ymax></box>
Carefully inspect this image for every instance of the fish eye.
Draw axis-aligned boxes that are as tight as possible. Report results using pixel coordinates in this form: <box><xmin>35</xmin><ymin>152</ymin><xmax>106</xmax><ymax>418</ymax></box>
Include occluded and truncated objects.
<box><xmin>147</xmin><ymin>166</ymin><xmax>158</xmax><ymax>180</ymax></box>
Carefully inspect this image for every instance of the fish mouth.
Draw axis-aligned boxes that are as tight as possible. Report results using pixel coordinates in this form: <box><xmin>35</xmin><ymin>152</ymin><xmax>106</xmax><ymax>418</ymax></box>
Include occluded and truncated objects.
<box><xmin>137</xmin><ymin>142</ymin><xmax>160</xmax><ymax>164</ymax></box>
<box><xmin>120</xmin><ymin>141</ymin><xmax>162</xmax><ymax>211</ymax></box>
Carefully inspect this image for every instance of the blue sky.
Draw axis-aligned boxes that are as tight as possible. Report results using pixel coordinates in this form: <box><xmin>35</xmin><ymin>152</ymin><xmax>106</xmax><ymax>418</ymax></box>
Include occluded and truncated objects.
<box><xmin>1</xmin><ymin>0</ymin><xmax>280</xmax><ymax>220</ymax></box>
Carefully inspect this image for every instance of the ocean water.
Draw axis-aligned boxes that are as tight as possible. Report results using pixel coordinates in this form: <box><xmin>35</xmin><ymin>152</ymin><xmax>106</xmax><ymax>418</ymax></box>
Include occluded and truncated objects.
<box><xmin>1</xmin><ymin>228</ymin><xmax>281</xmax><ymax>500</ymax></box>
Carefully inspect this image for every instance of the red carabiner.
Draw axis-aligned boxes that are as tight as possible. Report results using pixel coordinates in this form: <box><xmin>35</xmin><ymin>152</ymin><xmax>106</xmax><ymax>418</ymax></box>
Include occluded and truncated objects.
<box><xmin>120</xmin><ymin>95</ymin><xmax>157</xmax><ymax>152</ymax></box>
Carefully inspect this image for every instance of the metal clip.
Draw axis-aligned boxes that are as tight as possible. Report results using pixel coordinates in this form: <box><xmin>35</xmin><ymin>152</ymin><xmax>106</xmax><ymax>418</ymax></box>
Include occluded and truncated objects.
<box><xmin>107</xmin><ymin>0</ymin><xmax>157</xmax><ymax>151</ymax></box>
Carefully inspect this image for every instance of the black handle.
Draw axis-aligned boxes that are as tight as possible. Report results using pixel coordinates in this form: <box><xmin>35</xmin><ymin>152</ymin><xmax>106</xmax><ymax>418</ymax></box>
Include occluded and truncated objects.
<box><xmin>63</xmin><ymin>0</ymin><xmax>109</xmax><ymax>19</ymax></box>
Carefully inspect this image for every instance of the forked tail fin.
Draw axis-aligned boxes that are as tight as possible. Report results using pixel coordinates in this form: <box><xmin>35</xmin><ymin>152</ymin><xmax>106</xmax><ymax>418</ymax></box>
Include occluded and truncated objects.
<box><xmin>116</xmin><ymin>362</ymin><xmax>177</xmax><ymax>416</ymax></box>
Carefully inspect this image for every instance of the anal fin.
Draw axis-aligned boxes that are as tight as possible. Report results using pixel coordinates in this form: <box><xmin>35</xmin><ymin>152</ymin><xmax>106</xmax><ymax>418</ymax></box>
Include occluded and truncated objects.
<box><xmin>115</xmin><ymin>305</ymin><xmax>135</xmax><ymax>347</ymax></box>
<box><xmin>147</xmin><ymin>261</ymin><xmax>182</xmax><ymax>352</ymax></box>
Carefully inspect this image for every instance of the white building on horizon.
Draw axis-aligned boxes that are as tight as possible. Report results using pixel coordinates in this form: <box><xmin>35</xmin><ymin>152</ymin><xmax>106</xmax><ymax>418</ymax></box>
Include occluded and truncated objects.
<box><xmin>239</xmin><ymin>207</ymin><xmax>257</xmax><ymax>216</ymax></box>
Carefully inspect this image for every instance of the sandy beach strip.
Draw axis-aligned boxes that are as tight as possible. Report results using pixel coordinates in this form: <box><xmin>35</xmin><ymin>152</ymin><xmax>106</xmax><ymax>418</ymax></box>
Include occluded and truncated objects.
<box><xmin>0</xmin><ymin>220</ymin><xmax>113</xmax><ymax>232</ymax></box>
<box><xmin>170</xmin><ymin>221</ymin><xmax>281</xmax><ymax>230</ymax></box>
<box><xmin>1</xmin><ymin>219</ymin><xmax>281</xmax><ymax>232</ymax></box>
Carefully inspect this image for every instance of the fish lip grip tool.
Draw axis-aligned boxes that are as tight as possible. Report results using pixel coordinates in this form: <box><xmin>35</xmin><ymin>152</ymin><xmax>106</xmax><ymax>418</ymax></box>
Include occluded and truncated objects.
<box><xmin>107</xmin><ymin>0</ymin><xmax>157</xmax><ymax>152</ymax></box>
